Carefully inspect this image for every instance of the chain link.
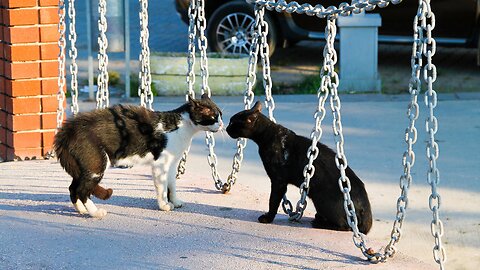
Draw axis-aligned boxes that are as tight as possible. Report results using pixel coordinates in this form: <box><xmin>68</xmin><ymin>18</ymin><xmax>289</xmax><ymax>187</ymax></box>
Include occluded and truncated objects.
<box><xmin>255</xmin><ymin>5</ymin><xmax>276</xmax><ymax>122</ymax></box>
<box><xmin>57</xmin><ymin>0</ymin><xmax>67</xmax><ymax>131</ymax></box>
<box><xmin>422</xmin><ymin>0</ymin><xmax>446</xmax><ymax>268</ymax></box>
<box><xmin>138</xmin><ymin>0</ymin><xmax>153</xmax><ymax>110</ymax></box>
<box><xmin>67</xmin><ymin>0</ymin><xmax>79</xmax><ymax>115</ymax></box>
<box><xmin>96</xmin><ymin>0</ymin><xmax>109</xmax><ymax>109</ymax></box>
<box><xmin>246</xmin><ymin>0</ymin><xmax>403</xmax><ymax>19</ymax></box>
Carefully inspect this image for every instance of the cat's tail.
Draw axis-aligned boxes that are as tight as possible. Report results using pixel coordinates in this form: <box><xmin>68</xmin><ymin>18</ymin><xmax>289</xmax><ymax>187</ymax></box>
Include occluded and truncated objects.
<box><xmin>54</xmin><ymin>122</ymin><xmax>81</xmax><ymax>180</ymax></box>
<box><xmin>357</xmin><ymin>203</ymin><xmax>373</xmax><ymax>234</ymax></box>
<box><xmin>93</xmin><ymin>184</ymin><xmax>113</xmax><ymax>200</ymax></box>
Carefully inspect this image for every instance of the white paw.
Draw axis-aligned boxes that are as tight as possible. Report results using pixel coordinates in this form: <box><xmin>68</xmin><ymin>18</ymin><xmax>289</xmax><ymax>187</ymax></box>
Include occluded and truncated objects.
<box><xmin>171</xmin><ymin>199</ymin><xmax>184</xmax><ymax>208</ymax></box>
<box><xmin>91</xmin><ymin>208</ymin><xmax>108</xmax><ymax>218</ymax></box>
<box><xmin>73</xmin><ymin>200</ymin><xmax>88</xmax><ymax>214</ymax></box>
<box><xmin>159</xmin><ymin>202</ymin><xmax>175</xmax><ymax>211</ymax></box>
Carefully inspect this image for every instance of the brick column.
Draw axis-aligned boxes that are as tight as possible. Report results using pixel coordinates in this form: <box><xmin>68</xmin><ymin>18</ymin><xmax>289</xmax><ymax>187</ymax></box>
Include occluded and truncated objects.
<box><xmin>0</xmin><ymin>0</ymin><xmax>63</xmax><ymax>161</ymax></box>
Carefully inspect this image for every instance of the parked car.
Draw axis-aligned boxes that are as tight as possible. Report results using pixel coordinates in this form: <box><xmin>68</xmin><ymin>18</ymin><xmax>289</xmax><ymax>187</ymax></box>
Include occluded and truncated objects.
<box><xmin>174</xmin><ymin>0</ymin><xmax>479</xmax><ymax>58</ymax></box>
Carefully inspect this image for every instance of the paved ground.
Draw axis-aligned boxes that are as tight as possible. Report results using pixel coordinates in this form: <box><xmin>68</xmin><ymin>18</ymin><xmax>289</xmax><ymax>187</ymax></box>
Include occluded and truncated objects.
<box><xmin>1</xmin><ymin>95</ymin><xmax>479</xmax><ymax>269</ymax></box>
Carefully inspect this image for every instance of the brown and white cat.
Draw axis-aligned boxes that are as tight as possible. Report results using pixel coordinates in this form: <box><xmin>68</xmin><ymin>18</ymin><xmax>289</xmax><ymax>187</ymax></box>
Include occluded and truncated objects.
<box><xmin>54</xmin><ymin>94</ymin><xmax>223</xmax><ymax>218</ymax></box>
<box><xmin>226</xmin><ymin>101</ymin><xmax>372</xmax><ymax>234</ymax></box>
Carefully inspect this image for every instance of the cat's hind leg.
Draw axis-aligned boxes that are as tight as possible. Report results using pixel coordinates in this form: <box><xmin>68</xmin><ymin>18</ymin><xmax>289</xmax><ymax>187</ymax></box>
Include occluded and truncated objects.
<box><xmin>76</xmin><ymin>173</ymin><xmax>108</xmax><ymax>218</ymax></box>
<box><xmin>312</xmin><ymin>213</ymin><xmax>350</xmax><ymax>231</ymax></box>
<box><xmin>69</xmin><ymin>179</ymin><xmax>88</xmax><ymax>214</ymax></box>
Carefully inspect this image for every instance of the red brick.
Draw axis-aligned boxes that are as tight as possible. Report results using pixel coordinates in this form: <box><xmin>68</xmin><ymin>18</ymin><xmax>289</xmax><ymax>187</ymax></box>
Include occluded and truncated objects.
<box><xmin>40</xmin><ymin>0</ymin><xmax>59</xmax><ymax>7</ymax></box>
<box><xmin>0</xmin><ymin>93</ymin><xmax>5</xmax><ymax>111</ymax></box>
<box><xmin>4</xmin><ymin>0</ymin><xmax>37</xmax><ymax>8</ymax></box>
<box><xmin>0</xmin><ymin>110</ymin><xmax>6</xmax><ymax>127</ymax></box>
<box><xmin>41</xmin><ymin>95</ymin><xmax>58</xmax><ymax>112</ymax></box>
<box><xmin>42</xmin><ymin>78</ymin><xmax>63</xmax><ymax>95</ymax></box>
<box><xmin>6</xmin><ymin>96</ymin><xmax>41</xmax><ymax>114</ymax></box>
<box><xmin>0</xmin><ymin>77</ymin><xmax>4</xmax><ymax>94</ymax></box>
<box><xmin>0</xmin><ymin>43</ymin><xmax>4</xmax><ymax>59</ymax></box>
<box><xmin>3</xmin><ymin>26</ymin><xmax>39</xmax><ymax>43</ymax></box>
<box><xmin>6</xmin><ymin>131</ymin><xmax>42</xmax><ymax>148</ymax></box>
<box><xmin>5</xmin><ymin>79</ymin><xmax>42</xmax><ymax>97</ymax></box>
<box><xmin>39</xmin><ymin>25</ymin><xmax>60</xmax><ymax>42</ymax></box>
<box><xmin>40</xmin><ymin>43</ymin><xmax>59</xmax><ymax>60</ymax></box>
<box><xmin>40</xmin><ymin>61</ymin><xmax>58</xmax><ymax>78</ymax></box>
<box><xmin>0</xmin><ymin>127</ymin><xmax>6</xmax><ymax>144</ymax></box>
<box><xmin>39</xmin><ymin>7</ymin><xmax>59</xmax><ymax>24</ymax></box>
<box><xmin>7</xmin><ymin>146</ymin><xmax>43</xmax><ymax>161</ymax></box>
<box><xmin>41</xmin><ymin>113</ymin><xmax>57</xmax><ymax>129</ymax></box>
<box><xmin>4</xmin><ymin>44</ymin><xmax>40</xmax><ymax>62</ymax></box>
<box><xmin>4</xmin><ymin>62</ymin><xmax>40</xmax><ymax>80</ymax></box>
<box><xmin>2</xmin><ymin>8</ymin><xmax>38</xmax><ymax>26</ymax></box>
<box><xmin>0</xmin><ymin>61</ymin><xmax>4</xmax><ymax>76</ymax></box>
<box><xmin>0</xmin><ymin>142</ymin><xmax>7</xmax><ymax>161</ymax></box>
<box><xmin>42</xmin><ymin>130</ymin><xmax>55</xmax><ymax>149</ymax></box>
<box><xmin>7</xmin><ymin>114</ymin><xmax>41</xmax><ymax>131</ymax></box>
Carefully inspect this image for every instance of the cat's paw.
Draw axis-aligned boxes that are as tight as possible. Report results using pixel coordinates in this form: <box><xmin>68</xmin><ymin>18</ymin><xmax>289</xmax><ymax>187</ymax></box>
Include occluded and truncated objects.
<box><xmin>91</xmin><ymin>208</ymin><xmax>108</xmax><ymax>218</ymax></box>
<box><xmin>171</xmin><ymin>199</ymin><xmax>184</xmax><ymax>208</ymax></box>
<box><xmin>258</xmin><ymin>213</ymin><xmax>275</xmax><ymax>223</ymax></box>
<box><xmin>159</xmin><ymin>202</ymin><xmax>175</xmax><ymax>211</ymax></box>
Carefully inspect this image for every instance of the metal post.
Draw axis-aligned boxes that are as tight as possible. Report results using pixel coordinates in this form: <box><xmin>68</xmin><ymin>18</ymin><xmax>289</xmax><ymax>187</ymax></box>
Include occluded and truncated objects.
<box><xmin>124</xmin><ymin>0</ymin><xmax>131</xmax><ymax>99</ymax></box>
<box><xmin>86</xmin><ymin>0</ymin><xmax>94</xmax><ymax>100</ymax></box>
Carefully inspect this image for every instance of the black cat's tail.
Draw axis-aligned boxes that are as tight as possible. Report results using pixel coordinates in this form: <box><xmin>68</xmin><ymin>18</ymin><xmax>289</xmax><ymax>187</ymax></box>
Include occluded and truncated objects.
<box><xmin>358</xmin><ymin>206</ymin><xmax>373</xmax><ymax>234</ymax></box>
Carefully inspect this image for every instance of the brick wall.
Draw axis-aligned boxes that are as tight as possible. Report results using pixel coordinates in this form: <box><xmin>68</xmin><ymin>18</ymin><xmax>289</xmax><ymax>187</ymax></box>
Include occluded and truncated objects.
<box><xmin>0</xmin><ymin>0</ymin><xmax>63</xmax><ymax>161</ymax></box>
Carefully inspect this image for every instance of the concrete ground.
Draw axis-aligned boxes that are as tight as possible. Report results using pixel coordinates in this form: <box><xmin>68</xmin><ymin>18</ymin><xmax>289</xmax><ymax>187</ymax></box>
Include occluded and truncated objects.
<box><xmin>1</xmin><ymin>94</ymin><xmax>479</xmax><ymax>269</ymax></box>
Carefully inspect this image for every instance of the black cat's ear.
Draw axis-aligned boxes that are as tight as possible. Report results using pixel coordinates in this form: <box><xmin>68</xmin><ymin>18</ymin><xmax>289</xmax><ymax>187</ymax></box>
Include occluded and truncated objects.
<box><xmin>252</xmin><ymin>101</ymin><xmax>262</xmax><ymax>113</ymax></box>
<box><xmin>201</xmin><ymin>93</ymin><xmax>210</xmax><ymax>100</ymax></box>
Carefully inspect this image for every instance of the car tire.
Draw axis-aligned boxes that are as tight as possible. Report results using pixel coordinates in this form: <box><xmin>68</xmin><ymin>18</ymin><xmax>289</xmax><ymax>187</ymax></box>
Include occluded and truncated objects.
<box><xmin>206</xmin><ymin>1</ymin><xmax>278</xmax><ymax>56</ymax></box>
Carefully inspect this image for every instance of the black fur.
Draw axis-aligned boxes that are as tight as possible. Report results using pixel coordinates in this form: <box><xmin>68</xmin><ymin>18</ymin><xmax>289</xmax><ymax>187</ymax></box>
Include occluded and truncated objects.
<box><xmin>226</xmin><ymin>101</ymin><xmax>373</xmax><ymax>234</ymax></box>
<box><xmin>54</xmin><ymin>94</ymin><xmax>222</xmax><ymax>207</ymax></box>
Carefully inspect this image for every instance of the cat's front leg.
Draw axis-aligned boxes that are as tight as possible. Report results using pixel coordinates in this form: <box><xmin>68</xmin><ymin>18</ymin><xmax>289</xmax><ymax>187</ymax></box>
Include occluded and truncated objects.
<box><xmin>152</xmin><ymin>165</ymin><xmax>174</xmax><ymax>211</ymax></box>
<box><xmin>259</xmin><ymin>183</ymin><xmax>288</xmax><ymax>223</ymax></box>
<box><xmin>167</xmin><ymin>168</ymin><xmax>183</xmax><ymax>208</ymax></box>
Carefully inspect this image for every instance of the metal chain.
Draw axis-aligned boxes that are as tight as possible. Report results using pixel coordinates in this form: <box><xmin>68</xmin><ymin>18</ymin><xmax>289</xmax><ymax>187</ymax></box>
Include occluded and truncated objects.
<box><xmin>138</xmin><ymin>0</ymin><xmax>153</xmax><ymax>110</ymax></box>
<box><xmin>283</xmin><ymin>19</ymin><xmax>333</xmax><ymax>221</ymax></box>
<box><xmin>256</xmin><ymin>5</ymin><xmax>276</xmax><ymax>122</ymax></box>
<box><xmin>68</xmin><ymin>0</ymin><xmax>79</xmax><ymax>115</ymax></box>
<box><xmin>246</xmin><ymin>0</ymin><xmax>403</xmax><ymax>19</ymax></box>
<box><xmin>96</xmin><ymin>0</ymin><xmax>109</xmax><ymax>109</ymax></box>
<box><xmin>422</xmin><ymin>0</ymin><xmax>446</xmax><ymax>268</ymax></box>
<box><xmin>57</xmin><ymin>0</ymin><xmax>67</xmax><ymax>131</ymax></box>
<box><xmin>176</xmin><ymin>0</ymin><xmax>198</xmax><ymax>180</ymax></box>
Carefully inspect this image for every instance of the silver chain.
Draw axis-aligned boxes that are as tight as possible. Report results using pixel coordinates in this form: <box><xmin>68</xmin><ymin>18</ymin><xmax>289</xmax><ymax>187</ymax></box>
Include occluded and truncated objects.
<box><xmin>421</xmin><ymin>0</ymin><xmax>446</xmax><ymax>268</ymax></box>
<box><xmin>138</xmin><ymin>0</ymin><xmax>153</xmax><ymax>110</ymax></box>
<box><xmin>246</xmin><ymin>0</ymin><xmax>403</xmax><ymax>19</ymax></box>
<box><xmin>96</xmin><ymin>0</ymin><xmax>109</xmax><ymax>109</ymax></box>
<box><xmin>57</xmin><ymin>0</ymin><xmax>67</xmax><ymax>131</ymax></box>
<box><xmin>256</xmin><ymin>5</ymin><xmax>275</xmax><ymax>122</ymax></box>
<box><xmin>68</xmin><ymin>0</ymin><xmax>79</xmax><ymax>115</ymax></box>
<box><xmin>176</xmin><ymin>0</ymin><xmax>198</xmax><ymax>180</ymax></box>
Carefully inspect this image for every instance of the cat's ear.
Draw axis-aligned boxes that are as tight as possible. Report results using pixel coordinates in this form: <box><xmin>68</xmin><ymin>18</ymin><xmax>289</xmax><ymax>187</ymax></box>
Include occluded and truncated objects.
<box><xmin>201</xmin><ymin>93</ymin><xmax>210</xmax><ymax>100</ymax></box>
<box><xmin>252</xmin><ymin>101</ymin><xmax>262</xmax><ymax>113</ymax></box>
<box><xmin>188</xmin><ymin>95</ymin><xmax>198</xmax><ymax>107</ymax></box>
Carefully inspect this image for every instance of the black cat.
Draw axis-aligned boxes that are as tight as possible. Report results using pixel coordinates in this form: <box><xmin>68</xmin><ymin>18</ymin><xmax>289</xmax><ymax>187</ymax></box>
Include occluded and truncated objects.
<box><xmin>226</xmin><ymin>101</ymin><xmax>372</xmax><ymax>234</ymax></box>
<box><xmin>54</xmin><ymin>94</ymin><xmax>223</xmax><ymax>218</ymax></box>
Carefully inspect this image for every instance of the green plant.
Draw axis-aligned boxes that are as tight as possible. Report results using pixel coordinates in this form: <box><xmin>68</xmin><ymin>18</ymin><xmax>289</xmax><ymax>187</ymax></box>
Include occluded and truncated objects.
<box><xmin>129</xmin><ymin>73</ymin><xmax>158</xmax><ymax>97</ymax></box>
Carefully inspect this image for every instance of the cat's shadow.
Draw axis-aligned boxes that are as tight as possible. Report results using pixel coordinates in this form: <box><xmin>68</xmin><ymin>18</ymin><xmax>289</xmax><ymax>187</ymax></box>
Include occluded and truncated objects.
<box><xmin>0</xmin><ymin>191</ymin><xmax>369</xmax><ymax>266</ymax></box>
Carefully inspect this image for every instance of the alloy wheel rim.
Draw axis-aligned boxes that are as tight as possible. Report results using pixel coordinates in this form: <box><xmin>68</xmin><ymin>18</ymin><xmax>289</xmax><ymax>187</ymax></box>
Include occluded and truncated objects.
<box><xmin>215</xmin><ymin>12</ymin><xmax>255</xmax><ymax>55</ymax></box>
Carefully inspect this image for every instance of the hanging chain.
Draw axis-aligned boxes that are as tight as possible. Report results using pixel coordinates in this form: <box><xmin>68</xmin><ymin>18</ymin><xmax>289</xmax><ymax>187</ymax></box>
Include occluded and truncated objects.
<box><xmin>96</xmin><ymin>0</ymin><xmax>109</xmax><ymax>109</ymax></box>
<box><xmin>138</xmin><ymin>0</ymin><xmax>153</xmax><ymax>110</ymax></box>
<box><xmin>246</xmin><ymin>0</ymin><xmax>403</xmax><ymax>18</ymax></box>
<box><xmin>56</xmin><ymin>0</ymin><xmax>67</xmax><ymax>131</ymax></box>
<box><xmin>256</xmin><ymin>5</ymin><xmax>276</xmax><ymax>122</ymax></box>
<box><xmin>422</xmin><ymin>0</ymin><xmax>446</xmax><ymax>268</ymax></box>
<box><xmin>283</xmin><ymin>19</ymin><xmax>333</xmax><ymax>221</ymax></box>
<box><xmin>196</xmin><ymin>0</ymin><xmax>225</xmax><ymax>190</ymax></box>
<box><xmin>176</xmin><ymin>0</ymin><xmax>198</xmax><ymax>180</ymax></box>
<box><xmin>68</xmin><ymin>0</ymin><xmax>79</xmax><ymax>115</ymax></box>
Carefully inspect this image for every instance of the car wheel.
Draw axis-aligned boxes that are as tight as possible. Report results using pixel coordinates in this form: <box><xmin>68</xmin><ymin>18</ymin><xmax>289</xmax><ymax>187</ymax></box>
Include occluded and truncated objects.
<box><xmin>207</xmin><ymin>1</ymin><xmax>277</xmax><ymax>56</ymax></box>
